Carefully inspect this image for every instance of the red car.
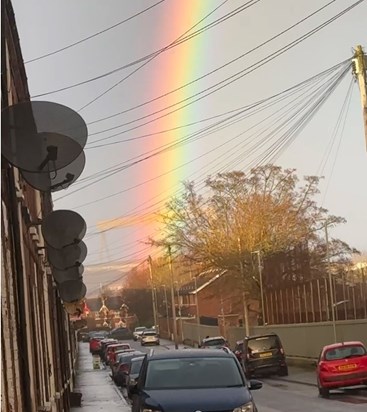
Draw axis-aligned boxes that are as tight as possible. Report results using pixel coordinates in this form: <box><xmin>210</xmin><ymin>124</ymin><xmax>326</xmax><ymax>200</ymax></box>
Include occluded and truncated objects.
<box><xmin>317</xmin><ymin>341</ymin><xmax>367</xmax><ymax>397</ymax></box>
<box><xmin>106</xmin><ymin>343</ymin><xmax>131</xmax><ymax>365</ymax></box>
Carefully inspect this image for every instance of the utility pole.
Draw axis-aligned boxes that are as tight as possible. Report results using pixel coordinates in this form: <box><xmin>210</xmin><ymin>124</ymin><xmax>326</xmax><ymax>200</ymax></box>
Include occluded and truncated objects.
<box><xmin>194</xmin><ymin>275</ymin><xmax>201</xmax><ymax>345</ymax></box>
<box><xmin>252</xmin><ymin>250</ymin><xmax>266</xmax><ymax>325</ymax></box>
<box><xmin>168</xmin><ymin>245</ymin><xmax>179</xmax><ymax>349</ymax></box>
<box><xmin>148</xmin><ymin>256</ymin><xmax>158</xmax><ymax>329</ymax></box>
<box><xmin>325</xmin><ymin>221</ymin><xmax>337</xmax><ymax>343</ymax></box>
<box><xmin>162</xmin><ymin>285</ymin><xmax>171</xmax><ymax>337</ymax></box>
<box><xmin>238</xmin><ymin>238</ymin><xmax>250</xmax><ymax>336</ymax></box>
<box><xmin>352</xmin><ymin>45</ymin><xmax>367</xmax><ymax>150</ymax></box>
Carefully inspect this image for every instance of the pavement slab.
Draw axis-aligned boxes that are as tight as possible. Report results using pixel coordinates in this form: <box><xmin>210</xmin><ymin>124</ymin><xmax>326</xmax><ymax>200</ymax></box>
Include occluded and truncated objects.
<box><xmin>71</xmin><ymin>342</ymin><xmax>130</xmax><ymax>412</ymax></box>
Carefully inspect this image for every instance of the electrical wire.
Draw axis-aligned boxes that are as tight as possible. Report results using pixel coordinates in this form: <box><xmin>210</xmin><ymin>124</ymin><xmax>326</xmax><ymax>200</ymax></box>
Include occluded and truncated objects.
<box><xmin>54</xmin><ymin>59</ymin><xmax>349</xmax><ymax>202</ymax></box>
<box><xmin>25</xmin><ymin>0</ymin><xmax>166</xmax><ymax>64</ymax></box>
<box><xmin>78</xmin><ymin>62</ymin><xmax>349</xmax><ymax>241</ymax></box>
<box><xmin>77</xmin><ymin>0</ymin><xmax>233</xmax><ymax>112</ymax></box>
<box><xmin>81</xmin><ymin>0</ymin><xmax>363</xmax><ymax>143</ymax></box>
<box><xmin>31</xmin><ymin>0</ymin><xmax>260</xmax><ymax>97</ymax></box>
<box><xmin>85</xmin><ymin>0</ymin><xmax>338</xmax><ymax>130</ymax></box>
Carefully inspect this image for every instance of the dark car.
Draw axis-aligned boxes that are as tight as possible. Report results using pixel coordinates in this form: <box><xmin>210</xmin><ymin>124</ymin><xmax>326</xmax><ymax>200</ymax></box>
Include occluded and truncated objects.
<box><xmin>113</xmin><ymin>351</ymin><xmax>145</xmax><ymax>386</ymax></box>
<box><xmin>109</xmin><ymin>327</ymin><xmax>133</xmax><ymax>340</ymax></box>
<box><xmin>130</xmin><ymin>349</ymin><xmax>262</xmax><ymax>412</ymax></box>
<box><xmin>127</xmin><ymin>356</ymin><xmax>145</xmax><ymax>395</ymax></box>
<box><xmin>235</xmin><ymin>333</ymin><xmax>288</xmax><ymax>378</ymax></box>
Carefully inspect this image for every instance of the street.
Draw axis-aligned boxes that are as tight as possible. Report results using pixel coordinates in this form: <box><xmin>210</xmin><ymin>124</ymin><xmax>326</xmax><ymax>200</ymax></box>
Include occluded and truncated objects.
<box><xmin>120</xmin><ymin>340</ymin><xmax>367</xmax><ymax>412</ymax></box>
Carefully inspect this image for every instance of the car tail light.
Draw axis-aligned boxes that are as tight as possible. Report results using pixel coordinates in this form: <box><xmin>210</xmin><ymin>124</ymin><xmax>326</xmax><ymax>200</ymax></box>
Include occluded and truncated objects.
<box><xmin>119</xmin><ymin>363</ymin><xmax>129</xmax><ymax>373</ymax></box>
<box><xmin>320</xmin><ymin>363</ymin><xmax>329</xmax><ymax>372</ymax></box>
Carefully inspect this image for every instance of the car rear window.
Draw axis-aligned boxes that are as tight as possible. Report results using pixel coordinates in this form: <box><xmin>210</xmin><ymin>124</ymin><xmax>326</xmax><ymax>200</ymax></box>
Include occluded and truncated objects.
<box><xmin>204</xmin><ymin>338</ymin><xmax>226</xmax><ymax>346</ymax></box>
<box><xmin>325</xmin><ymin>345</ymin><xmax>366</xmax><ymax>361</ymax></box>
<box><xmin>130</xmin><ymin>358</ymin><xmax>144</xmax><ymax>374</ymax></box>
<box><xmin>247</xmin><ymin>336</ymin><xmax>280</xmax><ymax>352</ymax></box>
<box><xmin>145</xmin><ymin>357</ymin><xmax>243</xmax><ymax>389</ymax></box>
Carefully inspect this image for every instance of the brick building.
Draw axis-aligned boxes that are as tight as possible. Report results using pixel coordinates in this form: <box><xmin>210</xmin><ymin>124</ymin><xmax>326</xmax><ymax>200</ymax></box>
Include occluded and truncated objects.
<box><xmin>1</xmin><ymin>1</ymin><xmax>77</xmax><ymax>411</ymax></box>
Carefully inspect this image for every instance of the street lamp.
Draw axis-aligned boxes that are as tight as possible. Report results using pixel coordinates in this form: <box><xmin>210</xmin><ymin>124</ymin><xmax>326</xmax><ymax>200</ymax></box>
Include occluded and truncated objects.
<box><xmin>252</xmin><ymin>250</ymin><xmax>265</xmax><ymax>325</ymax></box>
<box><xmin>331</xmin><ymin>300</ymin><xmax>350</xmax><ymax>342</ymax></box>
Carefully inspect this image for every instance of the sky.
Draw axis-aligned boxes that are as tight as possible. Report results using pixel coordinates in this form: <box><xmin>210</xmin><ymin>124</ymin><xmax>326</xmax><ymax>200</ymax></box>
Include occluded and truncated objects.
<box><xmin>12</xmin><ymin>0</ymin><xmax>367</xmax><ymax>294</ymax></box>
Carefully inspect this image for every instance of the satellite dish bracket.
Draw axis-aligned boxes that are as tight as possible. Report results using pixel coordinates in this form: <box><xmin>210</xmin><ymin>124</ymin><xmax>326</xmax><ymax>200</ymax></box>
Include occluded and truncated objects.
<box><xmin>38</xmin><ymin>145</ymin><xmax>58</xmax><ymax>171</ymax></box>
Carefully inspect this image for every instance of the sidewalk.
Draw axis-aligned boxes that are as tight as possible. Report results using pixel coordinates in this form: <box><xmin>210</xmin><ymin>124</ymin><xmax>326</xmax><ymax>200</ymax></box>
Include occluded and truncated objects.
<box><xmin>71</xmin><ymin>342</ymin><xmax>130</xmax><ymax>412</ymax></box>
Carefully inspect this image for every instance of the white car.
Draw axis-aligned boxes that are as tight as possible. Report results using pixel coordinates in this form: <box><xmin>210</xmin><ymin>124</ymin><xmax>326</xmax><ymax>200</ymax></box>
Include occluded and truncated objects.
<box><xmin>141</xmin><ymin>330</ymin><xmax>160</xmax><ymax>346</ymax></box>
<box><xmin>133</xmin><ymin>326</ymin><xmax>146</xmax><ymax>341</ymax></box>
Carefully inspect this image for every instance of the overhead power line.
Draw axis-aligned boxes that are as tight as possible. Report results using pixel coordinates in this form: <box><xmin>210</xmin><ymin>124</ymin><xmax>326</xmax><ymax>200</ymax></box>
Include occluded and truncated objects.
<box><xmin>31</xmin><ymin>0</ymin><xmax>261</xmax><ymax>97</ymax></box>
<box><xmin>25</xmin><ymin>0</ymin><xmax>166</xmax><ymax>64</ymax></box>
<box><xmin>85</xmin><ymin>0</ymin><xmax>338</xmax><ymax>130</ymax></box>
<box><xmin>81</xmin><ymin>0</ymin><xmax>364</xmax><ymax>143</ymax></box>
<box><xmin>77</xmin><ymin>0</ymin><xmax>233</xmax><ymax>112</ymax></box>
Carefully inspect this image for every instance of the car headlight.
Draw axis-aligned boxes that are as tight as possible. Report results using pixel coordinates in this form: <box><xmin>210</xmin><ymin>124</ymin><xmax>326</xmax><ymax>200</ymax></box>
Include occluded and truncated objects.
<box><xmin>233</xmin><ymin>402</ymin><xmax>254</xmax><ymax>412</ymax></box>
<box><xmin>142</xmin><ymin>409</ymin><xmax>160</xmax><ymax>412</ymax></box>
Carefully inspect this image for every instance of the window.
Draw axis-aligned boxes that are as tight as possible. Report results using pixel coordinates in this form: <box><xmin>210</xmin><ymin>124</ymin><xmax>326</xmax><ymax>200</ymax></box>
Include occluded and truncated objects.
<box><xmin>325</xmin><ymin>345</ymin><xmax>366</xmax><ymax>361</ymax></box>
<box><xmin>247</xmin><ymin>336</ymin><xmax>280</xmax><ymax>353</ymax></box>
<box><xmin>145</xmin><ymin>357</ymin><xmax>243</xmax><ymax>389</ymax></box>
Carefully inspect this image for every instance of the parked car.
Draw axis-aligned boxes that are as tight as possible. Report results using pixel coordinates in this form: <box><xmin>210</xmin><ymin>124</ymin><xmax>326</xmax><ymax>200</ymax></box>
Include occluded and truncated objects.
<box><xmin>130</xmin><ymin>349</ymin><xmax>262</xmax><ymax>412</ymax></box>
<box><xmin>127</xmin><ymin>356</ymin><xmax>145</xmax><ymax>395</ymax></box>
<box><xmin>234</xmin><ymin>333</ymin><xmax>288</xmax><ymax>378</ymax></box>
<box><xmin>112</xmin><ymin>351</ymin><xmax>145</xmax><ymax>386</ymax></box>
<box><xmin>89</xmin><ymin>333</ymin><xmax>111</xmax><ymax>354</ymax></box>
<box><xmin>106</xmin><ymin>343</ymin><xmax>131</xmax><ymax>365</ymax></box>
<box><xmin>199</xmin><ymin>336</ymin><xmax>229</xmax><ymax>349</ymax></box>
<box><xmin>110</xmin><ymin>349</ymin><xmax>138</xmax><ymax>379</ymax></box>
<box><xmin>99</xmin><ymin>339</ymin><xmax>118</xmax><ymax>361</ymax></box>
<box><xmin>141</xmin><ymin>330</ymin><xmax>160</xmax><ymax>346</ymax></box>
<box><xmin>109</xmin><ymin>327</ymin><xmax>133</xmax><ymax>340</ymax></box>
<box><xmin>133</xmin><ymin>326</ymin><xmax>147</xmax><ymax>341</ymax></box>
<box><xmin>316</xmin><ymin>341</ymin><xmax>367</xmax><ymax>398</ymax></box>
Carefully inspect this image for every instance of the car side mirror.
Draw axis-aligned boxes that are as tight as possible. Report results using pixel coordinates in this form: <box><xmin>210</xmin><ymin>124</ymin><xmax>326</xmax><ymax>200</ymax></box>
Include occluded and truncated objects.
<box><xmin>249</xmin><ymin>379</ymin><xmax>262</xmax><ymax>390</ymax></box>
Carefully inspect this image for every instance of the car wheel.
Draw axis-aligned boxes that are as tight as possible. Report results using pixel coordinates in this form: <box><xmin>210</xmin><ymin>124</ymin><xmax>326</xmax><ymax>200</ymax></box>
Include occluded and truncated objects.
<box><xmin>278</xmin><ymin>365</ymin><xmax>288</xmax><ymax>377</ymax></box>
<box><xmin>317</xmin><ymin>378</ymin><xmax>329</xmax><ymax>398</ymax></box>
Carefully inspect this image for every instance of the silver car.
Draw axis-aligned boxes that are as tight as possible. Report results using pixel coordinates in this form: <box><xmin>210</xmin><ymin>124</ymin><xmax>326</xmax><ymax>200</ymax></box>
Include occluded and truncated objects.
<box><xmin>141</xmin><ymin>330</ymin><xmax>160</xmax><ymax>346</ymax></box>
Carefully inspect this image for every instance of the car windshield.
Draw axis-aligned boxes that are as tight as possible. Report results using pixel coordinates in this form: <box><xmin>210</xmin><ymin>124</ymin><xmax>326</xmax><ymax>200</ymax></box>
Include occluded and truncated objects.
<box><xmin>145</xmin><ymin>357</ymin><xmax>243</xmax><ymax>389</ymax></box>
<box><xmin>204</xmin><ymin>338</ymin><xmax>226</xmax><ymax>346</ymax></box>
<box><xmin>325</xmin><ymin>345</ymin><xmax>366</xmax><ymax>361</ymax></box>
<box><xmin>144</xmin><ymin>332</ymin><xmax>157</xmax><ymax>336</ymax></box>
<box><xmin>130</xmin><ymin>358</ymin><xmax>144</xmax><ymax>374</ymax></box>
<box><xmin>247</xmin><ymin>336</ymin><xmax>280</xmax><ymax>352</ymax></box>
<box><xmin>135</xmin><ymin>327</ymin><xmax>146</xmax><ymax>332</ymax></box>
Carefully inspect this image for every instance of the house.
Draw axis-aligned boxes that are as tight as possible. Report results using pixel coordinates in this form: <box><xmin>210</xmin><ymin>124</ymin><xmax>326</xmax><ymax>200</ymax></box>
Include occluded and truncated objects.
<box><xmin>1</xmin><ymin>1</ymin><xmax>77</xmax><ymax>411</ymax></box>
<box><xmin>177</xmin><ymin>269</ymin><xmax>260</xmax><ymax>334</ymax></box>
<box><xmin>85</xmin><ymin>295</ymin><xmax>136</xmax><ymax>330</ymax></box>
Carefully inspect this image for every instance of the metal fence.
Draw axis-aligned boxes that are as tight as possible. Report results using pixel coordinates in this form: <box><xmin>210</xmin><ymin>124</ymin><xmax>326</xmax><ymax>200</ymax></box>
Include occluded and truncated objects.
<box><xmin>263</xmin><ymin>275</ymin><xmax>367</xmax><ymax>325</ymax></box>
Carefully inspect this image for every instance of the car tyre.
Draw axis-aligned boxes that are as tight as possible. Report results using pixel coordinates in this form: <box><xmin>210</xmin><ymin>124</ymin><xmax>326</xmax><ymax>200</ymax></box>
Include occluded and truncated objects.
<box><xmin>278</xmin><ymin>365</ymin><xmax>288</xmax><ymax>377</ymax></box>
<box><xmin>318</xmin><ymin>378</ymin><xmax>329</xmax><ymax>398</ymax></box>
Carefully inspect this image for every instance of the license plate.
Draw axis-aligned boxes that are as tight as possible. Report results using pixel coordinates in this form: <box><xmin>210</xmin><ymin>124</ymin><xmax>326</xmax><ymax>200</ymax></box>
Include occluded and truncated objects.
<box><xmin>338</xmin><ymin>364</ymin><xmax>357</xmax><ymax>371</ymax></box>
<box><xmin>259</xmin><ymin>352</ymin><xmax>272</xmax><ymax>358</ymax></box>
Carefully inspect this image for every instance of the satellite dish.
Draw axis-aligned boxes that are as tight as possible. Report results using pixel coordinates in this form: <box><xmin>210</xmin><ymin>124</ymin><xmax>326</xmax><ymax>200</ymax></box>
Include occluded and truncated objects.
<box><xmin>42</xmin><ymin>210</ymin><xmax>86</xmax><ymax>249</ymax></box>
<box><xmin>47</xmin><ymin>241</ymin><xmax>87</xmax><ymax>270</ymax></box>
<box><xmin>1</xmin><ymin>101</ymin><xmax>88</xmax><ymax>172</ymax></box>
<box><xmin>21</xmin><ymin>150</ymin><xmax>86</xmax><ymax>192</ymax></box>
<box><xmin>58</xmin><ymin>280</ymin><xmax>87</xmax><ymax>303</ymax></box>
<box><xmin>52</xmin><ymin>264</ymin><xmax>84</xmax><ymax>284</ymax></box>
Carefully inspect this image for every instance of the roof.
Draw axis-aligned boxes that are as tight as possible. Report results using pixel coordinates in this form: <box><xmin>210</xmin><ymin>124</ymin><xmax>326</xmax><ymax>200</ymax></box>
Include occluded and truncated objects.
<box><xmin>322</xmin><ymin>341</ymin><xmax>365</xmax><ymax>350</ymax></box>
<box><xmin>179</xmin><ymin>269</ymin><xmax>228</xmax><ymax>296</ymax></box>
<box><xmin>86</xmin><ymin>295</ymin><xmax>125</xmax><ymax>311</ymax></box>
<box><xmin>148</xmin><ymin>349</ymin><xmax>232</xmax><ymax>360</ymax></box>
<box><xmin>202</xmin><ymin>336</ymin><xmax>226</xmax><ymax>342</ymax></box>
